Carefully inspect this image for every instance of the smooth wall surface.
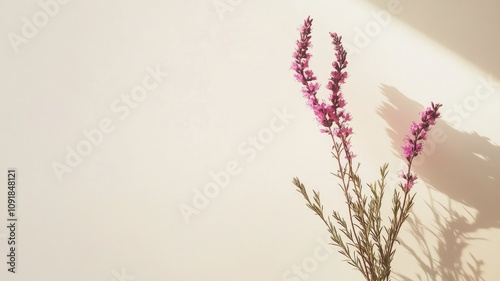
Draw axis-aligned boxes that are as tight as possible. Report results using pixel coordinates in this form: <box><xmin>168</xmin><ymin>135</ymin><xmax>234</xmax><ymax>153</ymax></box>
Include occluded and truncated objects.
<box><xmin>0</xmin><ymin>0</ymin><xmax>499</xmax><ymax>280</ymax></box>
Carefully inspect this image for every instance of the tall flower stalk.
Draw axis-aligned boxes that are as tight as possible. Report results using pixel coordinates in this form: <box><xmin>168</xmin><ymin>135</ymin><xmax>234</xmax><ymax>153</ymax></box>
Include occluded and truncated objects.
<box><xmin>291</xmin><ymin>16</ymin><xmax>442</xmax><ymax>281</ymax></box>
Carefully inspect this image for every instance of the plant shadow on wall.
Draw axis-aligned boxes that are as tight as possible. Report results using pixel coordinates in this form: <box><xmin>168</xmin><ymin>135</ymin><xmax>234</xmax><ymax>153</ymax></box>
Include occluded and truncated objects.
<box><xmin>397</xmin><ymin>192</ymin><xmax>485</xmax><ymax>281</ymax></box>
<box><xmin>377</xmin><ymin>85</ymin><xmax>500</xmax><ymax>280</ymax></box>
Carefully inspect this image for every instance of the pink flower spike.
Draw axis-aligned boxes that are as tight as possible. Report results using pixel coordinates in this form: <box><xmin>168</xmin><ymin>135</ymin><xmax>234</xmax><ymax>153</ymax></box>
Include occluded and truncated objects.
<box><xmin>291</xmin><ymin>17</ymin><xmax>355</xmax><ymax>161</ymax></box>
<box><xmin>400</xmin><ymin>102</ymin><xmax>442</xmax><ymax>192</ymax></box>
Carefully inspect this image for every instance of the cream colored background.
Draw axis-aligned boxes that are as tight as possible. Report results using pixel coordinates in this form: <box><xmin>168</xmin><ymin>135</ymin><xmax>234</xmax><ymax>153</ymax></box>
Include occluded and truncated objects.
<box><xmin>0</xmin><ymin>0</ymin><xmax>499</xmax><ymax>280</ymax></box>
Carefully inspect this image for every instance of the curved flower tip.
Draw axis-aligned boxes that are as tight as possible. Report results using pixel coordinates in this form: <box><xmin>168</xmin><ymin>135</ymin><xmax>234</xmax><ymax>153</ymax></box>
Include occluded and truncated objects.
<box><xmin>402</xmin><ymin>103</ymin><xmax>442</xmax><ymax>161</ymax></box>
<box><xmin>400</xmin><ymin>102</ymin><xmax>442</xmax><ymax>191</ymax></box>
<box><xmin>291</xmin><ymin>17</ymin><xmax>353</xmax><ymax>141</ymax></box>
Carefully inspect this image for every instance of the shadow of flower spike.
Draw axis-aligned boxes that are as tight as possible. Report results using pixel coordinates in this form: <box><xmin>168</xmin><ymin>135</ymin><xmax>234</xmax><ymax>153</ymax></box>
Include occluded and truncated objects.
<box><xmin>377</xmin><ymin>84</ymin><xmax>500</xmax><ymax>280</ymax></box>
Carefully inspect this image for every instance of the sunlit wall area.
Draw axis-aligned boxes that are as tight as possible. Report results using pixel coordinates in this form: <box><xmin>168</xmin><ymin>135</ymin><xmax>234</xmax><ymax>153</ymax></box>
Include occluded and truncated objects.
<box><xmin>0</xmin><ymin>0</ymin><xmax>498</xmax><ymax>280</ymax></box>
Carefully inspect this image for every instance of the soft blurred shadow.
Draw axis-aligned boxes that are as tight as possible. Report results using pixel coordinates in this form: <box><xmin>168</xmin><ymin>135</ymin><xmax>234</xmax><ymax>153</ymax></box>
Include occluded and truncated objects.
<box><xmin>377</xmin><ymin>84</ymin><xmax>500</xmax><ymax>230</ymax></box>
<box><xmin>377</xmin><ymin>85</ymin><xmax>500</xmax><ymax>280</ymax></box>
<box><xmin>395</xmin><ymin>192</ymin><xmax>485</xmax><ymax>281</ymax></box>
<box><xmin>364</xmin><ymin>0</ymin><xmax>500</xmax><ymax>79</ymax></box>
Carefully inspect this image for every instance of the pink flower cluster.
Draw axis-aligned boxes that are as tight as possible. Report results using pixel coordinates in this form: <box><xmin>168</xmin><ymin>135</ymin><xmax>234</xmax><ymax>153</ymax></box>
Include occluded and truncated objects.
<box><xmin>291</xmin><ymin>17</ymin><xmax>354</xmax><ymax>158</ymax></box>
<box><xmin>291</xmin><ymin>17</ymin><xmax>442</xmax><ymax>191</ymax></box>
<box><xmin>400</xmin><ymin>102</ymin><xmax>442</xmax><ymax>191</ymax></box>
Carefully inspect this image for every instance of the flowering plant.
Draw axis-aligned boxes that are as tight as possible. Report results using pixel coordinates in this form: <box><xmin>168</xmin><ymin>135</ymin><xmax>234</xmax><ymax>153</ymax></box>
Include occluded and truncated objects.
<box><xmin>291</xmin><ymin>16</ymin><xmax>442</xmax><ymax>281</ymax></box>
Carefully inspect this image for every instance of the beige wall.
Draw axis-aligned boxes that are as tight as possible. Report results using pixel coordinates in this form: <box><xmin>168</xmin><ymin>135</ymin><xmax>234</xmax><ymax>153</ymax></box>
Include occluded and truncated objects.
<box><xmin>0</xmin><ymin>0</ymin><xmax>499</xmax><ymax>280</ymax></box>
